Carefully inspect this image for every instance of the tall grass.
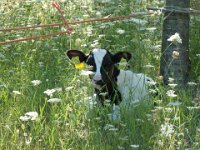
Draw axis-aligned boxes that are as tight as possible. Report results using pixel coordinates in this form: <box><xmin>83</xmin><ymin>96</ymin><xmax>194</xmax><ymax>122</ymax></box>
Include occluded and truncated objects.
<box><xmin>0</xmin><ymin>0</ymin><xmax>199</xmax><ymax>149</ymax></box>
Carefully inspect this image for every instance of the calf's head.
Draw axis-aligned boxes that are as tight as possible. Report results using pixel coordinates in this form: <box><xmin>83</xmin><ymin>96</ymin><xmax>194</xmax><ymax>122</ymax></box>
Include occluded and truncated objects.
<box><xmin>66</xmin><ymin>48</ymin><xmax>131</xmax><ymax>104</ymax></box>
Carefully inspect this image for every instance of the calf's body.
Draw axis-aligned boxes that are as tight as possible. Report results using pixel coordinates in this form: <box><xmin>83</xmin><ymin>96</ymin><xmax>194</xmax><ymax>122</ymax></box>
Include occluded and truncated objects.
<box><xmin>67</xmin><ymin>49</ymin><xmax>153</xmax><ymax>120</ymax></box>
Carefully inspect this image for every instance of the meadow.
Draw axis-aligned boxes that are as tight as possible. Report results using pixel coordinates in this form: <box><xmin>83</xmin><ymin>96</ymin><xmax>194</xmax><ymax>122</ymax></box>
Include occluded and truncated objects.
<box><xmin>0</xmin><ymin>0</ymin><xmax>200</xmax><ymax>149</ymax></box>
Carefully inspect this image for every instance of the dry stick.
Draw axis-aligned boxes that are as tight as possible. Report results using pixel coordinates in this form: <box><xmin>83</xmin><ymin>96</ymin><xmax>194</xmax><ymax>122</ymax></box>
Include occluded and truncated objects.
<box><xmin>0</xmin><ymin>13</ymin><xmax>152</xmax><ymax>44</ymax></box>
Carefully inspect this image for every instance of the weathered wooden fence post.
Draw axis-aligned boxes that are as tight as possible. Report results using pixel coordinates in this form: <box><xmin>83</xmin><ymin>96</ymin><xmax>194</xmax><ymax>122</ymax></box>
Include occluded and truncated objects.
<box><xmin>160</xmin><ymin>0</ymin><xmax>191</xmax><ymax>87</ymax></box>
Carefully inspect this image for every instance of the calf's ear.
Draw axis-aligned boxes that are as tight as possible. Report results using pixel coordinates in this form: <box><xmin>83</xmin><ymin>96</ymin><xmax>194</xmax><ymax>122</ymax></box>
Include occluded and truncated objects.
<box><xmin>112</xmin><ymin>52</ymin><xmax>132</xmax><ymax>63</ymax></box>
<box><xmin>66</xmin><ymin>49</ymin><xmax>87</xmax><ymax>62</ymax></box>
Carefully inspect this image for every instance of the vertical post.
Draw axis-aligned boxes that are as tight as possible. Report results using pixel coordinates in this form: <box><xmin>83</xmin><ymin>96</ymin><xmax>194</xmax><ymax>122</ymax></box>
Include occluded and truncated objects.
<box><xmin>160</xmin><ymin>0</ymin><xmax>190</xmax><ymax>86</ymax></box>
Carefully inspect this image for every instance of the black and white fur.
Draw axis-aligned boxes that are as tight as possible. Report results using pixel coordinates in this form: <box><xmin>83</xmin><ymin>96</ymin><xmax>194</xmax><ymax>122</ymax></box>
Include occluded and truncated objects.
<box><xmin>67</xmin><ymin>48</ymin><xmax>154</xmax><ymax>120</ymax></box>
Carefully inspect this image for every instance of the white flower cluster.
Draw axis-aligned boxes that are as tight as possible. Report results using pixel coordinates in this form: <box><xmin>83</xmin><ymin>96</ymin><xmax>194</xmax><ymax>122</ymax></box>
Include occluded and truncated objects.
<box><xmin>19</xmin><ymin>112</ymin><xmax>38</xmax><ymax>122</ymax></box>
<box><xmin>31</xmin><ymin>80</ymin><xmax>42</xmax><ymax>86</ymax></box>
<box><xmin>167</xmin><ymin>33</ymin><xmax>182</xmax><ymax>44</ymax></box>
<box><xmin>116</xmin><ymin>28</ymin><xmax>125</xmax><ymax>34</ymax></box>
<box><xmin>47</xmin><ymin>98</ymin><xmax>62</xmax><ymax>103</ymax></box>
<box><xmin>44</xmin><ymin>89</ymin><xmax>56</xmax><ymax>97</ymax></box>
<box><xmin>166</xmin><ymin>90</ymin><xmax>177</xmax><ymax>98</ymax></box>
<box><xmin>160</xmin><ymin>123</ymin><xmax>175</xmax><ymax>137</ymax></box>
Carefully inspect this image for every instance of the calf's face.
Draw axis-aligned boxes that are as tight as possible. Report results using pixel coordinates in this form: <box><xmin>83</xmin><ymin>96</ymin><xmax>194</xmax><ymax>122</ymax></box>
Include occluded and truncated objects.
<box><xmin>66</xmin><ymin>48</ymin><xmax>131</xmax><ymax>104</ymax></box>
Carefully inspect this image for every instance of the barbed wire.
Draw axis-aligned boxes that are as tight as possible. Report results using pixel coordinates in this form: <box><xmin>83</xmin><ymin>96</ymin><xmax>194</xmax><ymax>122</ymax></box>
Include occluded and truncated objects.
<box><xmin>1</xmin><ymin>2</ymin><xmax>199</xmax><ymax>45</ymax></box>
<box><xmin>0</xmin><ymin>12</ymin><xmax>153</xmax><ymax>44</ymax></box>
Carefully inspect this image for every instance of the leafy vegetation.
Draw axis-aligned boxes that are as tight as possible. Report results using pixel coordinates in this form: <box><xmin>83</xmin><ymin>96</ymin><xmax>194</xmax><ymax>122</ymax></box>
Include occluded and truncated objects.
<box><xmin>0</xmin><ymin>0</ymin><xmax>199</xmax><ymax>149</ymax></box>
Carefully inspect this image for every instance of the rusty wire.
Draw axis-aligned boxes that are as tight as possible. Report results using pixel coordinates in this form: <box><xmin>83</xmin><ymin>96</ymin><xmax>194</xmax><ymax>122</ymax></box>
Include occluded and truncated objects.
<box><xmin>0</xmin><ymin>13</ymin><xmax>153</xmax><ymax>45</ymax></box>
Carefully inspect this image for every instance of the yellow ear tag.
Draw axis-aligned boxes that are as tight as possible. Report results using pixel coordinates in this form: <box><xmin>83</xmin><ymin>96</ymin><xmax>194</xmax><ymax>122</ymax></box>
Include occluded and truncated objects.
<box><xmin>75</xmin><ymin>62</ymin><xmax>85</xmax><ymax>69</ymax></box>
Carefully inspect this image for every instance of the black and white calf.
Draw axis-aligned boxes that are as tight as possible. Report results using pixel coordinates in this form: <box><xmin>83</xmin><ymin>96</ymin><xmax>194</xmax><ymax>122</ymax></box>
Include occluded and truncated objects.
<box><xmin>67</xmin><ymin>48</ymin><xmax>154</xmax><ymax>120</ymax></box>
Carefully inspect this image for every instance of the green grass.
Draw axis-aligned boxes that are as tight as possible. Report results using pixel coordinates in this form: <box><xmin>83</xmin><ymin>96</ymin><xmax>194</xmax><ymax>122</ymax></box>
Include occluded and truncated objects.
<box><xmin>0</xmin><ymin>0</ymin><xmax>200</xmax><ymax>149</ymax></box>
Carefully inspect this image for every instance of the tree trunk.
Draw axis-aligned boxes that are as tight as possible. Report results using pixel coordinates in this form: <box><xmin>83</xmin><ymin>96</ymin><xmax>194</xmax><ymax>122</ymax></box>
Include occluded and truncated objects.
<box><xmin>160</xmin><ymin>0</ymin><xmax>190</xmax><ymax>87</ymax></box>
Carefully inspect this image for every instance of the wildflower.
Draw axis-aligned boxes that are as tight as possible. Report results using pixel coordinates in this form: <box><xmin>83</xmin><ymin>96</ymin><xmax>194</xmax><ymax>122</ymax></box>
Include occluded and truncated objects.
<box><xmin>101</xmin><ymin>0</ymin><xmax>111</xmax><ymax>4</ymax></box>
<box><xmin>108</xmin><ymin>127</ymin><xmax>118</xmax><ymax>131</ymax></box>
<box><xmin>104</xmin><ymin>124</ymin><xmax>115</xmax><ymax>130</ymax></box>
<box><xmin>167</xmin><ymin>33</ymin><xmax>182</xmax><ymax>44</ymax></box>
<box><xmin>166</xmin><ymin>90</ymin><xmax>177</xmax><ymax>98</ymax></box>
<box><xmin>129</xmin><ymin>18</ymin><xmax>147</xmax><ymax>24</ymax></box>
<box><xmin>39</xmin><ymin>62</ymin><xmax>44</xmax><ymax>68</ymax></box>
<box><xmin>61</xmin><ymin>27</ymin><xmax>67</xmax><ymax>32</ymax></box>
<box><xmin>80</xmin><ymin>70</ymin><xmax>95</xmax><ymax>76</ymax></box>
<box><xmin>91</xmin><ymin>41</ymin><xmax>99</xmax><ymax>48</ymax></box>
<box><xmin>119</xmin><ymin>136</ymin><xmax>129</xmax><ymax>141</ymax></box>
<box><xmin>54</xmin><ymin>87</ymin><xmax>62</xmax><ymax>92</ymax></box>
<box><xmin>146</xmin><ymin>27</ymin><xmax>157</xmax><ymax>31</ymax></box>
<box><xmin>25</xmin><ymin>112</ymin><xmax>38</xmax><ymax>120</ymax></box>
<box><xmin>168</xmin><ymin>77</ymin><xmax>174</xmax><ymax>83</ymax></box>
<box><xmin>66</xmin><ymin>105</ymin><xmax>73</xmax><ymax>112</ymax></box>
<box><xmin>130</xmin><ymin>144</ymin><xmax>140</xmax><ymax>148</ymax></box>
<box><xmin>47</xmin><ymin>98</ymin><xmax>62</xmax><ymax>103</ymax></box>
<box><xmin>168</xmin><ymin>83</ymin><xmax>178</xmax><ymax>88</ymax></box>
<box><xmin>160</xmin><ymin>123</ymin><xmax>174</xmax><ymax>137</ymax></box>
<box><xmin>167</xmin><ymin>101</ymin><xmax>182</xmax><ymax>106</ymax></box>
<box><xmin>149</xmin><ymin>89</ymin><xmax>158</xmax><ymax>94</ymax></box>
<box><xmin>105</xmin><ymin>99</ymin><xmax>111</xmax><ymax>103</ymax></box>
<box><xmin>44</xmin><ymin>89</ymin><xmax>56</xmax><ymax>97</ymax></box>
<box><xmin>96</xmin><ymin>11</ymin><xmax>101</xmax><ymax>16</ymax></box>
<box><xmin>158</xmin><ymin>140</ymin><xmax>164</xmax><ymax>147</ymax></box>
<box><xmin>98</xmin><ymin>34</ymin><xmax>105</xmax><ymax>38</ymax></box>
<box><xmin>80</xmin><ymin>5</ymin><xmax>88</xmax><ymax>8</ymax></box>
<box><xmin>118</xmin><ymin>146</ymin><xmax>125</xmax><ymax>150</ymax></box>
<box><xmin>19</xmin><ymin>116</ymin><xmax>30</xmax><ymax>122</ymax></box>
<box><xmin>157</xmin><ymin>76</ymin><xmax>163</xmax><ymax>81</ymax></box>
<box><xmin>147</xmin><ymin>80</ymin><xmax>157</xmax><ymax>86</ymax></box>
<box><xmin>164</xmin><ymin>107</ymin><xmax>173</xmax><ymax>113</ymax></box>
<box><xmin>136</xmin><ymin>119</ymin><xmax>144</xmax><ymax>123</ymax></box>
<box><xmin>13</xmin><ymin>91</ymin><xmax>21</xmax><ymax>95</ymax></box>
<box><xmin>20</xmin><ymin>111</ymin><xmax>38</xmax><ymax>121</ymax></box>
<box><xmin>99</xmin><ymin>92</ymin><xmax>108</xmax><ymax>96</ymax></box>
<box><xmin>187</xmin><ymin>106</ymin><xmax>200</xmax><ymax>110</ymax></box>
<box><xmin>65</xmin><ymin>86</ymin><xmax>73</xmax><ymax>91</ymax></box>
<box><xmin>81</xmin><ymin>44</ymin><xmax>87</xmax><ymax>47</ymax></box>
<box><xmin>172</xmin><ymin>51</ymin><xmax>179</xmax><ymax>59</ymax></box>
<box><xmin>83</xmin><ymin>14</ymin><xmax>89</xmax><ymax>18</ymax></box>
<box><xmin>154</xmin><ymin>10</ymin><xmax>162</xmax><ymax>16</ymax></box>
<box><xmin>116</xmin><ymin>28</ymin><xmax>125</xmax><ymax>34</ymax></box>
<box><xmin>31</xmin><ymin>80</ymin><xmax>42</xmax><ymax>86</ymax></box>
<box><xmin>187</xmin><ymin>82</ymin><xmax>197</xmax><ymax>86</ymax></box>
<box><xmin>25</xmin><ymin>137</ymin><xmax>32</xmax><ymax>145</ymax></box>
<box><xmin>75</xmin><ymin>38</ymin><xmax>82</xmax><ymax>46</ymax></box>
<box><xmin>144</xmin><ymin>64</ymin><xmax>155</xmax><ymax>68</ymax></box>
